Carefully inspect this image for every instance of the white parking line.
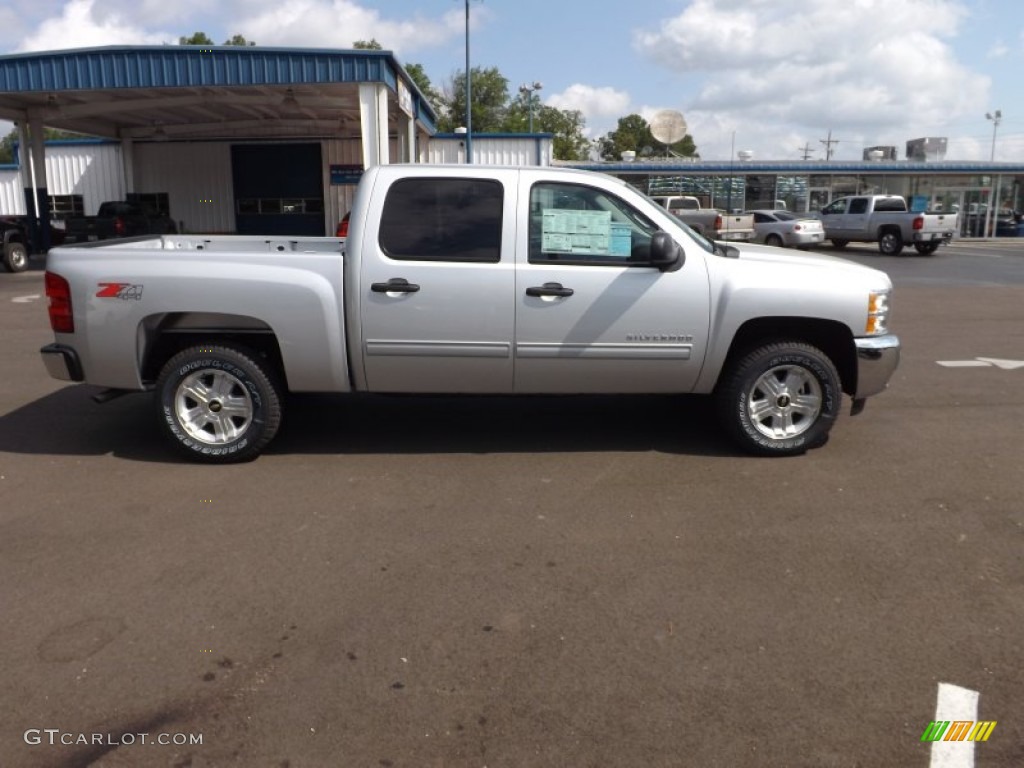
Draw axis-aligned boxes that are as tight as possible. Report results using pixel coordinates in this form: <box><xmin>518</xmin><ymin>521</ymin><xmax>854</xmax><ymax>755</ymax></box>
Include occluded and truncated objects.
<box><xmin>929</xmin><ymin>683</ymin><xmax>978</xmax><ymax>768</ymax></box>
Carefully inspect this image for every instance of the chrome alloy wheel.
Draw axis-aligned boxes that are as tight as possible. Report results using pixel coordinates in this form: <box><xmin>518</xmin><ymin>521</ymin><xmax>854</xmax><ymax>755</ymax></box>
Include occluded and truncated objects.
<box><xmin>174</xmin><ymin>369</ymin><xmax>254</xmax><ymax>444</ymax></box>
<box><xmin>745</xmin><ymin>364</ymin><xmax>823</xmax><ymax>440</ymax></box>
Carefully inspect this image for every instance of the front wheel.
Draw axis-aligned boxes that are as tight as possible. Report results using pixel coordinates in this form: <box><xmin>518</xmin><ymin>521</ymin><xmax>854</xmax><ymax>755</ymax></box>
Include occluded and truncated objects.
<box><xmin>878</xmin><ymin>230</ymin><xmax>903</xmax><ymax>255</ymax></box>
<box><xmin>914</xmin><ymin>242</ymin><xmax>940</xmax><ymax>255</ymax></box>
<box><xmin>156</xmin><ymin>345</ymin><xmax>282</xmax><ymax>463</ymax></box>
<box><xmin>3</xmin><ymin>242</ymin><xmax>29</xmax><ymax>272</ymax></box>
<box><xmin>830</xmin><ymin>239</ymin><xmax>849</xmax><ymax>250</ymax></box>
<box><xmin>716</xmin><ymin>342</ymin><xmax>841</xmax><ymax>456</ymax></box>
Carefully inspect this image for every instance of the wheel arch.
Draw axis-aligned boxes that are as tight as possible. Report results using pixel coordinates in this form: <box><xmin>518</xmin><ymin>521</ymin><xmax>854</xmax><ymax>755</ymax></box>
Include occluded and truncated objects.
<box><xmin>139</xmin><ymin>312</ymin><xmax>287</xmax><ymax>390</ymax></box>
<box><xmin>718</xmin><ymin>317</ymin><xmax>857</xmax><ymax>397</ymax></box>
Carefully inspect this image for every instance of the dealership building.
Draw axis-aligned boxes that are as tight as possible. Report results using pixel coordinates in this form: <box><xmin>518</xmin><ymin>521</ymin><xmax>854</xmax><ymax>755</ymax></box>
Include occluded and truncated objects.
<box><xmin>0</xmin><ymin>45</ymin><xmax>1021</xmax><ymax>246</ymax></box>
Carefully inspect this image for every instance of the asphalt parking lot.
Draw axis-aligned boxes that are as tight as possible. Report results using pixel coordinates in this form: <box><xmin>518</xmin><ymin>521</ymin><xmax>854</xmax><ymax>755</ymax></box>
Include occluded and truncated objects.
<box><xmin>1</xmin><ymin>241</ymin><xmax>1021</xmax><ymax>767</ymax></box>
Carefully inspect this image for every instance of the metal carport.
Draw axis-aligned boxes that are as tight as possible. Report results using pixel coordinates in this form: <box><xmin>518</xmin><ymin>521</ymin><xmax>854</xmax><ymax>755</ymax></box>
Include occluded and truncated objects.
<box><xmin>0</xmin><ymin>45</ymin><xmax>437</xmax><ymax>248</ymax></box>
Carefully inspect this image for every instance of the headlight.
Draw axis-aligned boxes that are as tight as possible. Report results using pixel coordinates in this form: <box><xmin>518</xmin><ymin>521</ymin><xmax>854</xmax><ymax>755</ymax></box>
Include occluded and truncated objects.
<box><xmin>866</xmin><ymin>290</ymin><xmax>890</xmax><ymax>335</ymax></box>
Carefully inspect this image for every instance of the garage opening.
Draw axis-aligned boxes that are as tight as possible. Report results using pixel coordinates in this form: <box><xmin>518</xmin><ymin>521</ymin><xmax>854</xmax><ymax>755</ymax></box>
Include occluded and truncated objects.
<box><xmin>232</xmin><ymin>143</ymin><xmax>325</xmax><ymax>236</ymax></box>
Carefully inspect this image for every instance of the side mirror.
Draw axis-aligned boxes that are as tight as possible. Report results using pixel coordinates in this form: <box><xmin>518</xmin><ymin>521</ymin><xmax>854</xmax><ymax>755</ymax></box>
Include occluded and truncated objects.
<box><xmin>649</xmin><ymin>231</ymin><xmax>683</xmax><ymax>270</ymax></box>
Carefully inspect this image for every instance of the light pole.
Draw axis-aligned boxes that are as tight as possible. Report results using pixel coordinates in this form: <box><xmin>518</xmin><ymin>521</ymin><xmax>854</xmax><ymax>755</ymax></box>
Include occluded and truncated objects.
<box><xmin>464</xmin><ymin>0</ymin><xmax>472</xmax><ymax>163</ymax></box>
<box><xmin>518</xmin><ymin>81</ymin><xmax>543</xmax><ymax>133</ymax></box>
<box><xmin>985</xmin><ymin>110</ymin><xmax>1002</xmax><ymax>238</ymax></box>
<box><xmin>985</xmin><ymin>109</ymin><xmax>1001</xmax><ymax>162</ymax></box>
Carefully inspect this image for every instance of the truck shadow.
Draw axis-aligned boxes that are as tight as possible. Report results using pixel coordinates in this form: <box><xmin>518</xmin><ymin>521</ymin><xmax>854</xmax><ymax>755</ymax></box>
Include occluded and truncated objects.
<box><xmin>0</xmin><ymin>388</ymin><xmax>739</xmax><ymax>461</ymax></box>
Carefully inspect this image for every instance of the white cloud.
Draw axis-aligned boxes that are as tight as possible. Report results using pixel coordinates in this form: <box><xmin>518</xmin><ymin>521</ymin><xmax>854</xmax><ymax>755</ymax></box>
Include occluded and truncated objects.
<box><xmin>234</xmin><ymin>1</ymin><xmax>463</xmax><ymax>55</ymax></box>
<box><xmin>17</xmin><ymin>0</ymin><xmax>171</xmax><ymax>52</ymax></box>
<box><xmin>546</xmin><ymin>84</ymin><xmax>632</xmax><ymax>136</ymax></box>
<box><xmin>634</xmin><ymin>0</ymin><xmax>990</xmax><ymax>159</ymax></box>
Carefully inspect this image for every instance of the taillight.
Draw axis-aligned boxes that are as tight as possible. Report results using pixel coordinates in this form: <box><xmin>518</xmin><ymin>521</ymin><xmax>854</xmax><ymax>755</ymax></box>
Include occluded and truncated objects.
<box><xmin>714</xmin><ymin>214</ymin><xmax>723</xmax><ymax>231</ymax></box>
<box><xmin>913</xmin><ymin>215</ymin><xmax>924</xmax><ymax>231</ymax></box>
<box><xmin>45</xmin><ymin>271</ymin><xmax>74</xmax><ymax>333</ymax></box>
<box><xmin>793</xmin><ymin>224</ymin><xmax>802</xmax><ymax>231</ymax></box>
<box><xmin>114</xmin><ymin>216</ymin><xmax>126</xmax><ymax>236</ymax></box>
<box><xmin>336</xmin><ymin>214</ymin><xmax>350</xmax><ymax>238</ymax></box>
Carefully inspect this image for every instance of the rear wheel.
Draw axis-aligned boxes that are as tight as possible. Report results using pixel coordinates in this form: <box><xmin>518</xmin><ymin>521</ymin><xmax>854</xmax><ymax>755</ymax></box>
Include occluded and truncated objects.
<box><xmin>3</xmin><ymin>242</ymin><xmax>28</xmax><ymax>272</ymax></box>
<box><xmin>156</xmin><ymin>344</ymin><xmax>282</xmax><ymax>463</ymax></box>
<box><xmin>878</xmin><ymin>230</ymin><xmax>903</xmax><ymax>255</ymax></box>
<box><xmin>765</xmin><ymin>233</ymin><xmax>785</xmax><ymax>248</ymax></box>
<box><xmin>716</xmin><ymin>342</ymin><xmax>841</xmax><ymax>456</ymax></box>
<box><xmin>914</xmin><ymin>242</ymin><xmax>940</xmax><ymax>255</ymax></box>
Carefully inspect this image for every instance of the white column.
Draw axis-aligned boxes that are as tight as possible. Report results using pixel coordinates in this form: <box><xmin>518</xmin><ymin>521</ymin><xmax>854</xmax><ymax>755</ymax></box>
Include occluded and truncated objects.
<box><xmin>358</xmin><ymin>83</ymin><xmax>390</xmax><ymax>168</ymax></box>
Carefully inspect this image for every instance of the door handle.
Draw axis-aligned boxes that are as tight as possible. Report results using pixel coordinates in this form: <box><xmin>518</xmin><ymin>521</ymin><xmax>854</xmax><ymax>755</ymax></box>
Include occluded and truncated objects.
<box><xmin>526</xmin><ymin>282</ymin><xmax>574</xmax><ymax>298</ymax></box>
<box><xmin>371</xmin><ymin>278</ymin><xmax>420</xmax><ymax>294</ymax></box>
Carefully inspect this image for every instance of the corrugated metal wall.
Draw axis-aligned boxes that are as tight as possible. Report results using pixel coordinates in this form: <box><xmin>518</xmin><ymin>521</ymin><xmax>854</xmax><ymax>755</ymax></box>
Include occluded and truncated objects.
<box><xmin>0</xmin><ymin>168</ymin><xmax>22</xmax><ymax>214</ymax></box>
<box><xmin>323</xmin><ymin>138</ymin><xmax>365</xmax><ymax>231</ymax></box>
<box><xmin>134</xmin><ymin>142</ymin><xmax>235</xmax><ymax>233</ymax></box>
<box><xmin>45</xmin><ymin>143</ymin><xmax>124</xmax><ymax>211</ymax></box>
<box><xmin>426</xmin><ymin>136</ymin><xmax>552</xmax><ymax>166</ymax></box>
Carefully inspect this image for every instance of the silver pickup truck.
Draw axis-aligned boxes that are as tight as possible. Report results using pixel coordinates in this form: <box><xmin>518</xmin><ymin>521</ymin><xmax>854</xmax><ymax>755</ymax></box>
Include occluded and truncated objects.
<box><xmin>40</xmin><ymin>164</ymin><xmax>900</xmax><ymax>462</ymax></box>
<box><xmin>816</xmin><ymin>194</ymin><xmax>957</xmax><ymax>255</ymax></box>
<box><xmin>650</xmin><ymin>195</ymin><xmax>755</xmax><ymax>242</ymax></box>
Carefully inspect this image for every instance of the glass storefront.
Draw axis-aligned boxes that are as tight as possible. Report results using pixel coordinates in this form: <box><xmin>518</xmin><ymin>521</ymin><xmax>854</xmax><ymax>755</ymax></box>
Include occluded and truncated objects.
<box><xmin>620</xmin><ymin>168</ymin><xmax>1022</xmax><ymax>237</ymax></box>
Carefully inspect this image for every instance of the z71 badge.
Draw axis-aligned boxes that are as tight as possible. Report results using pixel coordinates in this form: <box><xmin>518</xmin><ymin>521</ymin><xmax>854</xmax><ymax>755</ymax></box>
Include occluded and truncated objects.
<box><xmin>96</xmin><ymin>283</ymin><xmax>144</xmax><ymax>300</ymax></box>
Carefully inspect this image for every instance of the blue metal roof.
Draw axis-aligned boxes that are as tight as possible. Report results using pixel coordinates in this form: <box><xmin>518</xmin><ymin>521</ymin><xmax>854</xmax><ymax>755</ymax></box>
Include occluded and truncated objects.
<box><xmin>0</xmin><ymin>45</ymin><xmax>436</xmax><ymax>127</ymax></box>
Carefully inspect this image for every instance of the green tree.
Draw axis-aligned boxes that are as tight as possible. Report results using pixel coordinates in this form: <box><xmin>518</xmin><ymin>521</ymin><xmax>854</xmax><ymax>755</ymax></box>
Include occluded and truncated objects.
<box><xmin>599</xmin><ymin>114</ymin><xmax>698</xmax><ymax>160</ymax></box>
<box><xmin>503</xmin><ymin>99</ymin><xmax>590</xmax><ymax>161</ymax></box>
<box><xmin>437</xmin><ymin>66</ymin><xmax>509</xmax><ymax>134</ymax></box>
<box><xmin>178</xmin><ymin>32</ymin><xmax>215</xmax><ymax>45</ymax></box>
<box><xmin>178</xmin><ymin>32</ymin><xmax>254</xmax><ymax>46</ymax></box>
<box><xmin>404</xmin><ymin>63</ymin><xmax>442</xmax><ymax>108</ymax></box>
<box><xmin>352</xmin><ymin>39</ymin><xmax>383</xmax><ymax>50</ymax></box>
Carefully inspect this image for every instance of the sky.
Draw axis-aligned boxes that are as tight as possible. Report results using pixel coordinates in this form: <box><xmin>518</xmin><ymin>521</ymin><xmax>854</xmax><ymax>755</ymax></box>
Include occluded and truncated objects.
<box><xmin>1</xmin><ymin>0</ymin><xmax>1022</xmax><ymax>162</ymax></box>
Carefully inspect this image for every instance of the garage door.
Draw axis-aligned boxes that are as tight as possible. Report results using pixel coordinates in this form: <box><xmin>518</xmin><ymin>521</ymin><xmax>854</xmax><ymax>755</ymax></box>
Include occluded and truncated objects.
<box><xmin>232</xmin><ymin>143</ymin><xmax>325</xmax><ymax>236</ymax></box>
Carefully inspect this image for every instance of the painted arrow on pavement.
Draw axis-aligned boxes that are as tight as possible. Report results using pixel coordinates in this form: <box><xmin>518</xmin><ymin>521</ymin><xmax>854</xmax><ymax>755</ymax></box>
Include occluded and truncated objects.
<box><xmin>937</xmin><ymin>357</ymin><xmax>1024</xmax><ymax>369</ymax></box>
<box><xmin>11</xmin><ymin>294</ymin><xmax>41</xmax><ymax>304</ymax></box>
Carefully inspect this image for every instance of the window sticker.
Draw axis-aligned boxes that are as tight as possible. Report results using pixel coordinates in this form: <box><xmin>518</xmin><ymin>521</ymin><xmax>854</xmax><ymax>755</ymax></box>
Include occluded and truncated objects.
<box><xmin>542</xmin><ymin>209</ymin><xmax>614</xmax><ymax>255</ymax></box>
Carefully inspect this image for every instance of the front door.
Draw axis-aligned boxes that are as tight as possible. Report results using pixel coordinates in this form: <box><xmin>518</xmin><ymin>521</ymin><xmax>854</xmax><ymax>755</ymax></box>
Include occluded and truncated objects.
<box><xmin>513</xmin><ymin>175</ymin><xmax>710</xmax><ymax>394</ymax></box>
<box><xmin>359</xmin><ymin>172</ymin><xmax>518</xmax><ymax>393</ymax></box>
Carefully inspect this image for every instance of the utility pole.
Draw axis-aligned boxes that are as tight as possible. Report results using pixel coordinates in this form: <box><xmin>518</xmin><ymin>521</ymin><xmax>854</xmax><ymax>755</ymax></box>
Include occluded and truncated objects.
<box><xmin>819</xmin><ymin>130</ymin><xmax>839</xmax><ymax>161</ymax></box>
<box><xmin>464</xmin><ymin>0</ymin><xmax>472</xmax><ymax>163</ymax></box>
<box><xmin>798</xmin><ymin>142</ymin><xmax>815</xmax><ymax>160</ymax></box>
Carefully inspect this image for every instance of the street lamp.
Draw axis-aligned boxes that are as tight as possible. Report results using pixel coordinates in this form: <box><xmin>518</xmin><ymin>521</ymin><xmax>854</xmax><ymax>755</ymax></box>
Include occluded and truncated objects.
<box><xmin>518</xmin><ymin>81</ymin><xmax>543</xmax><ymax>133</ymax></box>
<box><xmin>985</xmin><ymin>110</ymin><xmax>1001</xmax><ymax>161</ymax></box>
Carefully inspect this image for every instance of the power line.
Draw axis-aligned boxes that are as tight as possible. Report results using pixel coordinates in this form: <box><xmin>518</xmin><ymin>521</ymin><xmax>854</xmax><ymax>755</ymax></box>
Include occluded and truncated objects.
<box><xmin>797</xmin><ymin>142</ymin><xmax>815</xmax><ymax>160</ymax></box>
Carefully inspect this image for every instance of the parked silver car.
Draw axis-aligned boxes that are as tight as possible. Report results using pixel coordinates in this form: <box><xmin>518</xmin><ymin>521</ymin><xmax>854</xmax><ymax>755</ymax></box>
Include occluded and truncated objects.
<box><xmin>749</xmin><ymin>210</ymin><xmax>825</xmax><ymax>249</ymax></box>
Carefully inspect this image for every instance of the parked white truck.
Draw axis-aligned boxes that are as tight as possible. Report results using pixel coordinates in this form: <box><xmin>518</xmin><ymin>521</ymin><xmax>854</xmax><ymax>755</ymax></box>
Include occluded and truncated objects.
<box><xmin>40</xmin><ymin>164</ymin><xmax>900</xmax><ymax>462</ymax></box>
<box><xmin>650</xmin><ymin>195</ymin><xmax>755</xmax><ymax>242</ymax></box>
<box><xmin>816</xmin><ymin>195</ymin><xmax>957</xmax><ymax>255</ymax></box>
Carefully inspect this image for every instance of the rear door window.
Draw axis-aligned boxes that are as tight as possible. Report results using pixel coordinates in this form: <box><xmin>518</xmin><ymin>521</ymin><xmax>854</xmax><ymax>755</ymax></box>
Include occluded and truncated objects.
<box><xmin>379</xmin><ymin>178</ymin><xmax>503</xmax><ymax>262</ymax></box>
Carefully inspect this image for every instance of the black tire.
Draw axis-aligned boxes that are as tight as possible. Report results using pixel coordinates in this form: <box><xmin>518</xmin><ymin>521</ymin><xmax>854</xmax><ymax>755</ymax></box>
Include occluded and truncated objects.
<box><xmin>716</xmin><ymin>342</ymin><xmax>841</xmax><ymax>457</ymax></box>
<box><xmin>830</xmin><ymin>239</ymin><xmax>848</xmax><ymax>250</ymax></box>
<box><xmin>878</xmin><ymin>230</ymin><xmax>903</xmax><ymax>255</ymax></box>
<box><xmin>765</xmin><ymin>233</ymin><xmax>785</xmax><ymax>248</ymax></box>
<box><xmin>914</xmin><ymin>242</ymin><xmax>939</xmax><ymax>256</ymax></box>
<box><xmin>3</xmin><ymin>242</ymin><xmax>29</xmax><ymax>272</ymax></box>
<box><xmin>156</xmin><ymin>345</ymin><xmax>282</xmax><ymax>463</ymax></box>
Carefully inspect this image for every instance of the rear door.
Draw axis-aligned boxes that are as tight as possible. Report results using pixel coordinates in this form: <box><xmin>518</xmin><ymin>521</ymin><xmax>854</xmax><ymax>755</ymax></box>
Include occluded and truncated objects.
<box><xmin>358</xmin><ymin>171</ymin><xmax>518</xmax><ymax>393</ymax></box>
<box><xmin>513</xmin><ymin>173</ymin><xmax>710</xmax><ymax>394</ymax></box>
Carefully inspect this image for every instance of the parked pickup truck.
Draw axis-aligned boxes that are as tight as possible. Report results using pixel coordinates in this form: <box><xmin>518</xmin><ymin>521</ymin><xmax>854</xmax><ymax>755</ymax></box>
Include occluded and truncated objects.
<box><xmin>815</xmin><ymin>195</ymin><xmax>957</xmax><ymax>255</ymax></box>
<box><xmin>63</xmin><ymin>200</ymin><xmax>178</xmax><ymax>243</ymax></box>
<box><xmin>650</xmin><ymin>195</ymin><xmax>755</xmax><ymax>242</ymax></box>
<box><xmin>40</xmin><ymin>164</ymin><xmax>900</xmax><ymax>462</ymax></box>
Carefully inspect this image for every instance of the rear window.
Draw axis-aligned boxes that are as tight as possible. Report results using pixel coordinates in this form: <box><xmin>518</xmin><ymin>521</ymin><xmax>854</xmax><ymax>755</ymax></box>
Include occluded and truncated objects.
<box><xmin>379</xmin><ymin>177</ymin><xmax>503</xmax><ymax>262</ymax></box>
<box><xmin>873</xmin><ymin>197</ymin><xmax>908</xmax><ymax>212</ymax></box>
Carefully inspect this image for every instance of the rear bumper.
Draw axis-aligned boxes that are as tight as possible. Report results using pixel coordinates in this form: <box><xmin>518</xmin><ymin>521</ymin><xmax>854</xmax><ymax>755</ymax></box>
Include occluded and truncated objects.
<box><xmin>913</xmin><ymin>230</ymin><xmax>954</xmax><ymax>244</ymax></box>
<box><xmin>853</xmin><ymin>334</ymin><xmax>900</xmax><ymax>399</ymax></box>
<box><xmin>40</xmin><ymin>343</ymin><xmax>84</xmax><ymax>382</ymax></box>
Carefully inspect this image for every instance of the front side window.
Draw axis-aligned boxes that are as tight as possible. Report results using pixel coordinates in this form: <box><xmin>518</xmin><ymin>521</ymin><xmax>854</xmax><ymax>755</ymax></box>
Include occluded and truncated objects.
<box><xmin>379</xmin><ymin>177</ymin><xmax>503</xmax><ymax>262</ymax></box>
<box><xmin>822</xmin><ymin>199</ymin><xmax>847</xmax><ymax>215</ymax></box>
<box><xmin>528</xmin><ymin>182</ymin><xmax>659</xmax><ymax>265</ymax></box>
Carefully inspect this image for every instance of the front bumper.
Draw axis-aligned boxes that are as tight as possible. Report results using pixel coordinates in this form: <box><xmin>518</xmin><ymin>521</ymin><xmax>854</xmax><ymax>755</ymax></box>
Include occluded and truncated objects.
<box><xmin>853</xmin><ymin>334</ymin><xmax>900</xmax><ymax>399</ymax></box>
<box><xmin>40</xmin><ymin>343</ymin><xmax>84</xmax><ymax>382</ymax></box>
